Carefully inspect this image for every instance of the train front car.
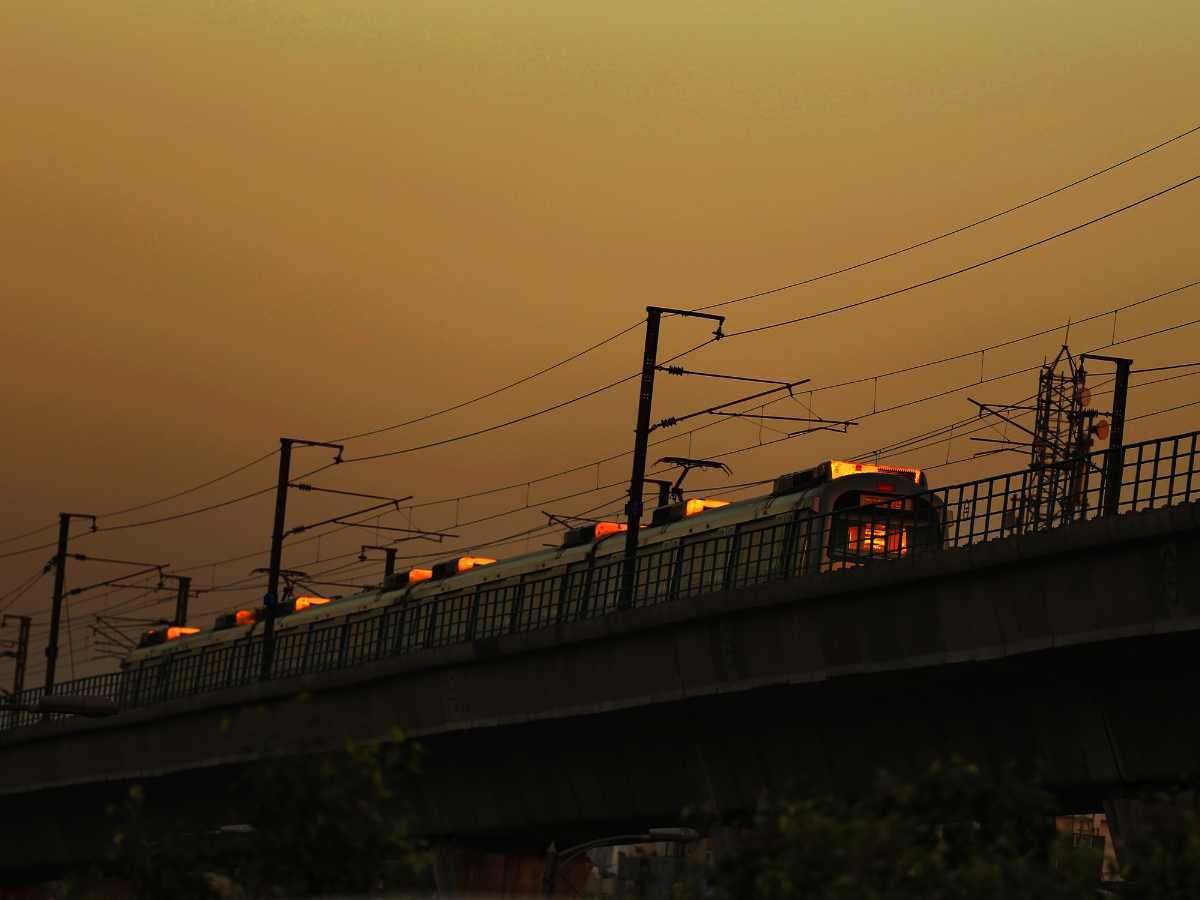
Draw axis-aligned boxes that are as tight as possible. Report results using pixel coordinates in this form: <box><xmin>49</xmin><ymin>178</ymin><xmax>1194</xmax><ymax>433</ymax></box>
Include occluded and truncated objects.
<box><xmin>811</xmin><ymin>460</ymin><xmax>943</xmax><ymax>570</ymax></box>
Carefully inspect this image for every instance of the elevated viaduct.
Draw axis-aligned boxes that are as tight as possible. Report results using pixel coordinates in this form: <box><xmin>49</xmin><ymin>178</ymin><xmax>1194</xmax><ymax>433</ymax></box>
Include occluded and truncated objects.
<box><xmin>1</xmin><ymin>495</ymin><xmax>1198</xmax><ymax>874</ymax></box>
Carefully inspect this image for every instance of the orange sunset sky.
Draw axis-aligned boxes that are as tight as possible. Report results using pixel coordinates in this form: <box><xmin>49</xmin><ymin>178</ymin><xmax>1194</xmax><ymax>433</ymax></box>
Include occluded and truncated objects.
<box><xmin>1</xmin><ymin>0</ymin><xmax>1197</xmax><ymax>681</ymax></box>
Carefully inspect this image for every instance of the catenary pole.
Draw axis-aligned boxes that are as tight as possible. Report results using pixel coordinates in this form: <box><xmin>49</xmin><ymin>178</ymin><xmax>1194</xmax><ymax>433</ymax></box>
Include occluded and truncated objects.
<box><xmin>1</xmin><ymin>615</ymin><xmax>31</xmax><ymax>698</ymax></box>
<box><xmin>260</xmin><ymin>438</ymin><xmax>343</xmax><ymax>680</ymax></box>
<box><xmin>173</xmin><ymin>575</ymin><xmax>192</xmax><ymax>626</ymax></box>
<box><xmin>1084</xmin><ymin>354</ymin><xmax>1133</xmax><ymax>516</ymax></box>
<box><xmin>43</xmin><ymin>513</ymin><xmax>94</xmax><ymax>696</ymax></box>
<box><xmin>619</xmin><ymin>308</ymin><xmax>724</xmax><ymax>610</ymax></box>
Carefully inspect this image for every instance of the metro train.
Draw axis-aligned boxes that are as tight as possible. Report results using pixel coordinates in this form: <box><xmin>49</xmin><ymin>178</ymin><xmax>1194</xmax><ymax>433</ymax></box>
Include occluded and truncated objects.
<box><xmin>126</xmin><ymin>458</ymin><xmax>943</xmax><ymax>671</ymax></box>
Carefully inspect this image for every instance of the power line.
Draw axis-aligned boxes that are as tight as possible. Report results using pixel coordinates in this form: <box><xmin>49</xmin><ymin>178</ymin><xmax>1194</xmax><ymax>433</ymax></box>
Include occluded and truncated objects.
<box><xmin>292</xmin><ymin>123</ymin><xmax>1200</xmax><ymax>460</ymax></box>
<box><xmin>331</xmin><ymin>321</ymin><xmax>646</xmax><ymax>443</ymax></box>
<box><xmin>15</xmin><ymin>169</ymin><xmax>1197</xmax><ymax>555</ymax></box>
<box><xmin>266</xmin><ymin>280</ymin><xmax>1200</xmax><ymax>529</ymax></box>
<box><xmin>20</xmin><ymin>292</ymin><xmax>1193</xmax><ymax>624</ymax></box>
<box><xmin>1128</xmin><ymin>399</ymin><xmax>1200</xmax><ymax>422</ymax></box>
<box><xmin>339</xmin><ymin>366</ymin><xmax>677</xmax><ymax>465</ymax></box>
<box><xmin>692</xmin><ymin>122</ymin><xmax>1200</xmax><ymax>313</ymax></box>
<box><xmin>339</xmin><ymin>182</ymin><xmax>1200</xmax><ymax>463</ymax></box>
<box><xmin>96</xmin><ymin>449</ymin><xmax>280</xmax><ymax>519</ymax></box>
<box><xmin>0</xmin><ymin>452</ymin><xmax>279</xmax><ymax>547</ymax></box>
<box><xmin>0</xmin><ymin>566</ymin><xmax>50</xmax><ymax>616</ymax></box>
<box><xmin>108</xmin><ymin>282</ymin><xmax>1200</xmax><ymax>589</ymax></box>
<box><xmin>8</xmin><ymin>129</ymin><xmax>1197</xmax><ymax>557</ymax></box>
<box><xmin>861</xmin><ymin>351</ymin><xmax>1200</xmax><ymax>469</ymax></box>
<box><xmin>31</xmin><ymin>350</ymin><xmax>1200</xmax><ymax>651</ymax></box>
<box><xmin>0</xmin><ymin>522</ymin><xmax>58</xmax><ymax>549</ymax></box>
<box><xmin>725</xmin><ymin>174</ymin><xmax>1200</xmax><ymax>339</ymax></box>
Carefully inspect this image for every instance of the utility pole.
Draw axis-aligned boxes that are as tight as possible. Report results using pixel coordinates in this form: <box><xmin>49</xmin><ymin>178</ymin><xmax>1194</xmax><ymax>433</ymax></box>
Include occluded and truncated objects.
<box><xmin>44</xmin><ymin>512</ymin><xmax>95</xmax><ymax>697</ymax></box>
<box><xmin>1082</xmin><ymin>354</ymin><xmax>1133</xmax><ymax>516</ymax></box>
<box><xmin>619</xmin><ymin>307</ymin><xmax>725</xmax><ymax>610</ymax></box>
<box><xmin>1</xmin><ymin>615</ymin><xmax>31</xmax><ymax>698</ymax></box>
<box><xmin>260</xmin><ymin>438</ymin><xmax>343</xmax><ymax>680</ymax></box>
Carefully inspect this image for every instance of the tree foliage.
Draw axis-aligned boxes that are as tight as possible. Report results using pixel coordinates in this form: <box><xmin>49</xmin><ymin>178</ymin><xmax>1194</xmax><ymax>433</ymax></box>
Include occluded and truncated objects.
<box><xmin>75</xmin><ymin>724</ymin><xmax>428</xmax><ymax>899</ymax></box>
<box><xmin>1114</xmin><ymin>794</ymin><xmax>1200</xmax><ymax>900</ymax></box>
<box><xmin>698</xmin><ymin>758</ymin><xmax>1116</xmax><ymax>900</ymax></box>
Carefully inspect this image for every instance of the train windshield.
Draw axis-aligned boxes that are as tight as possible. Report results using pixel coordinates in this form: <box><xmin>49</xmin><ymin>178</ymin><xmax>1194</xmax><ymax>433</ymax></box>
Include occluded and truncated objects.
<box><xmin>828</xmin><ymin>491</ymin><xmax>941</xmax><ymax>562</ymax></box>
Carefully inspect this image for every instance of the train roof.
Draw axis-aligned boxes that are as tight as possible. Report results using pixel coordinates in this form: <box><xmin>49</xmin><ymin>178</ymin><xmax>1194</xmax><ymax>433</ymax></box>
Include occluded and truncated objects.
<box><xmin>125</xmin><ymin>458</ymin><xmax>931</xmax><ymax>664</ymax></box>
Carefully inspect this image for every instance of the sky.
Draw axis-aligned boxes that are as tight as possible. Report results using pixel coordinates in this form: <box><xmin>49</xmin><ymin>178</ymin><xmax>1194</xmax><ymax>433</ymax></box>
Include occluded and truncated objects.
<box><xmin>1</xmin><ymin>0</ymin><xmax>1197</xmax><ymax>684</ymax></box>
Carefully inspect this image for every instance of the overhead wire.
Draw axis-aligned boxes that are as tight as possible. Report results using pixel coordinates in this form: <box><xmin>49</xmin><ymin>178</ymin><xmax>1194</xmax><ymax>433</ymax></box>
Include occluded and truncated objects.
<box><xmin>28</xmin><ymin>348</ymin><xmax>1200</xmax><ymax>656</ymax></box>
<box><xmin>13</xmin><ymin>171</ymin><xmax>1200</xmax><ymax>635</ymax></box>
<box><xmin>0</xmin><ymin>566</ymin><xmax>50</xmax><ymax>616</ymax></box>
<box><xmin>691</xmin><ymin>122</ymin><xmax>1200</xmax><ymax>313</ymax></box>
<box><xmin>10</xmin><ymin>152</ymin><xmax>1196</xmax><ymax>553</ymax></box>
<box><xmin>724</xmin><ymin>174</ymin><xmax>1200</xmax><ymax>339</ymax></box>
<box><xmin>82</xmin><ymin>280</ymin><xmax>1200</xmax><ymax>599</ymax></box>
<box><xmin>8</xmin><ymin>290</ymin><xmax>1198</xmax><ymax>649</ymax></box>
<box><xmin>326</xmin><ymin>179</ymin><xmax>1200</xmax><ymax>465</ymax></box>
<box><xmin>5</xmin><ymin>125</ymin><xmax>1197</xmax><ymax>566</ymax></box>
<box><xmin>185</xmin><ymin>277</ymin><xmax>1199</xmax><ymax>562</ymax></box>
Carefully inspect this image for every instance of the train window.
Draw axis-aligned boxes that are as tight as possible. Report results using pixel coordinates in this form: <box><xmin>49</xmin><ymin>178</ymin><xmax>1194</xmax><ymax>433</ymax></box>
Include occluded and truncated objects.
<box><xmin>828</xmin><ymin>491</ymin><xmax>940</xmax><ymax>563</ymax></box>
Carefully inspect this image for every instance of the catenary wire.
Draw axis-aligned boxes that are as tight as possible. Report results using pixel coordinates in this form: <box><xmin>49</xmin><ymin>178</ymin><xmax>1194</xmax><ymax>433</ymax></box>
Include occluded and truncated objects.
<box><xmin>7</xmin><ymin>127</ymin><xmax>1197</xmax><ymax>550</ymax></box>
<box><xmin>87</xmin><ymin>282</ymin><xmax>1200</xmax><ymax>589</ymax></box>
<box><xmin>724</xmin><ymin>174</ymin><xmax>1200</xmax><ymax>339</ymax></box>
<box><xmin>691</xmin><ymin>122</ymin><xmax>1200</xmax><ymax>313</ymax></box>
<box><xmin>342</xmin><ymin>177</ymin><xmax>1200</xmax><ymax>463</ymax></box>
<box><xmin>15</xmin><ymin>172</ymin><xmax>1198</xmax><ymax>551</ymax></box>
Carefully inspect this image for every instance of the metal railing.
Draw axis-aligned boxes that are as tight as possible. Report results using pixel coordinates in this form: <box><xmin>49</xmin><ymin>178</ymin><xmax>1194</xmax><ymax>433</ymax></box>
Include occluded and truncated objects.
<box><xmin>2</xmin><ymin>428</ymin><xmax>1197</xmax><ymax>733</ymax></box>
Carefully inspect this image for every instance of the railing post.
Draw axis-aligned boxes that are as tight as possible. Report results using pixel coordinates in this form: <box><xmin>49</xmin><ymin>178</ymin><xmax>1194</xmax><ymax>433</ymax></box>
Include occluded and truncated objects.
<box><xmin>509</xmin><ymin>583</ymin><xmax>525</xmax><ymax>633</ymax></box>
<box><xmin>466</xmin><ymin>589</ymin><xmax>481</xmax><ymax>641</ymax></box>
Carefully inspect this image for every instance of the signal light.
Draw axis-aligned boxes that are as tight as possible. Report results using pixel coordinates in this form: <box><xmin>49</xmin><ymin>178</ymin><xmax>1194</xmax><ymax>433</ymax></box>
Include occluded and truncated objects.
<box><xmin>234</xmin><ymin>609</ymin><xmax>257</xmax><ymax>627</ymax></box>
<box><xmin>166</xmin><ymin>626</ymin><xmax>200</xmax><ymax>641</ymax></box>
<box><xmin>456</xmin><ymin>556</ymin><xmax>496</xmax><ymax>573</ymax></box>
<box><xmin>407</xmin><ymin>568</ymin><xmax>433</xmax><ymax>583</ymax></box>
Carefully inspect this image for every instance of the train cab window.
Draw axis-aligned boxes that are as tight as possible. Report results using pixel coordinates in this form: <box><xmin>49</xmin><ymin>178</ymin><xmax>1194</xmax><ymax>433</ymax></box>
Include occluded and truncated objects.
<box><xmin>828</xmin><ymin>491</ymin><xmax>940</xmax><ymax>563</ymax></box>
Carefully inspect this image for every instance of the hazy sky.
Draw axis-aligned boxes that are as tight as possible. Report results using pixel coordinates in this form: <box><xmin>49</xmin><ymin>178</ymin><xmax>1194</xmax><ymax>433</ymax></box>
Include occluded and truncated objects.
<box><xmin>1</xmin><ymin>1</ymin><xmax>1197</xmax><ymax>681</ymax></box>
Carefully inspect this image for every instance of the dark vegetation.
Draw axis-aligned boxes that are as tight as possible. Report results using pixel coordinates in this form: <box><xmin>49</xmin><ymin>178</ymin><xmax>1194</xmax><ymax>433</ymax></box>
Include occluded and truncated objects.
<box><xmin>68</xmin><ymin>724</ymin><xmax>429</xmax><ymax>899</ymax></box>
<box><xmin>65</xmin><ymin>746</ymin><xmax>1200</xmax><ymax>899</ymax></box>
<box><xmin>689</xmin><ymin>758</ymin><xmax>1200</xmax><ymax>900</ymax></box>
